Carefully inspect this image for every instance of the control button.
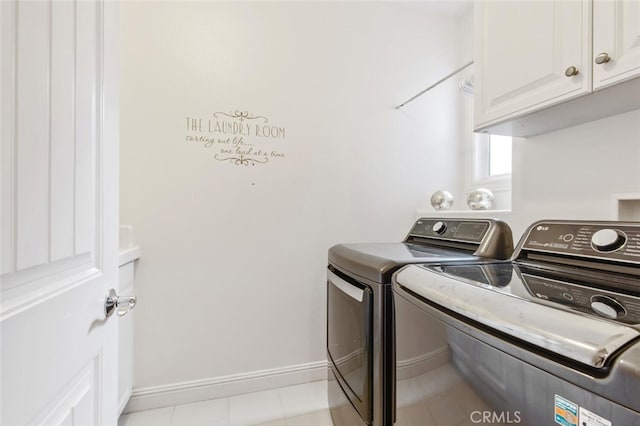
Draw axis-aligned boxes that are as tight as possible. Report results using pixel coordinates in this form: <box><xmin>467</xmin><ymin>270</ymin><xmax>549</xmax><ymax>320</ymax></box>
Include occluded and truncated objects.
<box><xmin>590</xmin><ymin>295</ymin><xmax>626</xmax><ymax>320</ymax></box>
<box><xmin>562</xmin><ymin>234</ymin><xmax>574</xmax><ymax>243</ymax></box>
<box><xmin>591</xmin><ymin>229</ymin><xmax>626</xmax><ymax>252</ymax></box>
<box><xmin>562</xmin><ymin>292</ymin><xmax>574</xmax><ymax>301</ymax></box>
<box><xmin>433</xmin><ymin>221</ymin><xmax>447</xmax><ymax>235</ymax></box>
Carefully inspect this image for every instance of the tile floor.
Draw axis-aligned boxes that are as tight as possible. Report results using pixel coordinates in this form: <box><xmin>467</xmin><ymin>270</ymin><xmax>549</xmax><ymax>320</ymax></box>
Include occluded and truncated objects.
<box><xmin>118</xmin><ymin>380</ymin><xmax>334</xmax><ymax>426</ymax></box>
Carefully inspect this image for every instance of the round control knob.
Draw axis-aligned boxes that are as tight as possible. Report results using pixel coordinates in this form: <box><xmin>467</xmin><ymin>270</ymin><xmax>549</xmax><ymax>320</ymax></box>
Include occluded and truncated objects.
<box><xmin>590</xmin><ymin>295</ymin><xmax>626</xmax><ymax>320</ymax></box>
<box><xmin>432</xmin><ymin>221</ymin><xmax>447</xmax><ymax>235</ymax></box>
<box><xmin>591</xmin><ymin>229</ymin><xmax>626</xmax><ymax>252</ymax></box>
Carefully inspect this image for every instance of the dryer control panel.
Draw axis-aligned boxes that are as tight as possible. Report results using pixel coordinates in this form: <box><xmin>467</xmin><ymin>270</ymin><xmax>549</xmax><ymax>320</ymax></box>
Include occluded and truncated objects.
<box><xmin>408</xmin><ymin>219</ymin><xmax>490</xmax><ymax>243</ymax></box>
<box><xmin>407</xmin><ymin>218</ymin><xmax>514</xmax><ymax>260</ymax></box>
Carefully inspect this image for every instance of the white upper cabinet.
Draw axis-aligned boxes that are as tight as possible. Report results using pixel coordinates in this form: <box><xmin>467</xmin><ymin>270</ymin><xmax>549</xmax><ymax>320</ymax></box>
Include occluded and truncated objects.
<box><xmin>474</xmin><ymin>0</ymin><xmax>591</xmax><ymax>128</ymax></box>
<box><xmin>593</xmin><ymin>0</ymin><xmax>640</xmax><ymax>89</ymax></box>
<box><xmin>474</xmin><ymin>0</ymin><xmax>640</xmax><ymax>137</ymax></box>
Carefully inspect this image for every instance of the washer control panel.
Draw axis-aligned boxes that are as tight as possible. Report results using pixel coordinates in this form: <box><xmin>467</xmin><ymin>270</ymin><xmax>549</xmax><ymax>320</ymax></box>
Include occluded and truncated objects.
<box><xmin>521</xmin><ymin>273</ymin><xmax>640</xmax><ymax>324</ymax></box>
<box><xmin>408</xmin><ymin>219</ymin><xmax>490</xmax><ymax>243</ymax></box>
<box><xmin>520</xmin><ymin>221</ymin><xmax>640</xmax><ymax>263</ymax></box>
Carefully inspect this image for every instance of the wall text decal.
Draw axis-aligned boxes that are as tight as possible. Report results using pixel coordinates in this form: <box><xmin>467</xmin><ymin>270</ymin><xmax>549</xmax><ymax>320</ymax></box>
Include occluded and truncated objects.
<box><xmin>184</xmin><ymin>110</ymin><xmax>287</xmax><ymax>166</ymax></box>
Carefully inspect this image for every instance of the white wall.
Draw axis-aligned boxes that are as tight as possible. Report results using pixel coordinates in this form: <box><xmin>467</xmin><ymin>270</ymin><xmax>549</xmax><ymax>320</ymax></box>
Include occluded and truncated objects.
<box><xmin>509</xmin><ymin>109</ymin><xmax>640</xmax><ymax>239</ymax></box>
<box><xmin>416</xmin><ymin>109</ymin><xmax>640</xmax><ymax>243</ymax></box>
<box><xmin>120</xmin><ymin>1</ymin><xmax>472</xmax><ymax>408</ymax></box>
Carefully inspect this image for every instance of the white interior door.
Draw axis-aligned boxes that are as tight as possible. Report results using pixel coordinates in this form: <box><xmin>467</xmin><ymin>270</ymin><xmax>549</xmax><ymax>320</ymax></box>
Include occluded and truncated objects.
<box><xmin>1</xmin><ymin>1</ymin><xmax>120</xmax><ymax>425</ymax></box>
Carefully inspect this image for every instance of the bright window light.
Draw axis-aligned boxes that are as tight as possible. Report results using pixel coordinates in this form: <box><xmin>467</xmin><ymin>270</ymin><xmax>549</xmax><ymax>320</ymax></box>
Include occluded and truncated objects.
<box><xmin>489</xmin><ymin>135</ymin><xmax>512</xmax><ymax>176</ymax></box>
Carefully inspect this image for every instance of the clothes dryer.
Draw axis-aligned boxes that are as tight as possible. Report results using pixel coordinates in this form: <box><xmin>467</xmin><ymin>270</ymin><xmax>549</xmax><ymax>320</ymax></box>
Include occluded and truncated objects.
<box><xmin>327</xmin><ymin>218</ymin><xmax>514</xmax><ymax>426</ymax></box>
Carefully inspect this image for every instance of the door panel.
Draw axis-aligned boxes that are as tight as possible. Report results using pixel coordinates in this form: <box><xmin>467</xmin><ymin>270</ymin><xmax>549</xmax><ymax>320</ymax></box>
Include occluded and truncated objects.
<box><xmin>327</xmin><ymin>269</ymin><xmax>373</xmax><ymax>424</ymax></box>
<box><xmin>1</xmin><ymin>1</ymin><xmax>119</xmax><ymax>425</ymax></box>
<box><xmin>50</xmin><ymin>0</ymin><xmax>77</xmax><ymax>263</ymax></box>
<box><xmin>593</xmin><ymin>0</ymin><xmax>640</xmax><ymax>89</ymax></box>
<box><xmin>75</xmin><ymin>0</ymin><xmax>98</xmax><ymax>256</ymax></box>
<box><xmin>2</xmin><ymin>0</ymin><xmax>99</xmax><ymax>305</ymax></box>
<box><xmin>474</xmin><ymin>0</ymin><xmax>591</xmax><ymax>128</ymax></box>
<box><xmin>15</xmin><ymin>0</ymin><xmax>51</xmax><ymax>270</ymax></box>
<box><xmin>37</xmin><ymin>362</ymin><xmax>97</xmax><ymax>426</ymax></box>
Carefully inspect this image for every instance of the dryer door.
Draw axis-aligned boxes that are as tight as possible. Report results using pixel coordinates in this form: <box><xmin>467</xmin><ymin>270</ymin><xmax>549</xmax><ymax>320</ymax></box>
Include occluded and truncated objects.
<box><xmin>327</xmin><ymin>268</ymin><xmax>373</xmax><ymax>424</ymax></box>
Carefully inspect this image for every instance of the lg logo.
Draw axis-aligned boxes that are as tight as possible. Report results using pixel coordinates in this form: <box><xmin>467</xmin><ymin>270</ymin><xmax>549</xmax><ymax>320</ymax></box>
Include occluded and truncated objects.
<box><xmin>470</xmin><ymin>411</ymin><xmax>522</xmax><ymax>424</ymax></box>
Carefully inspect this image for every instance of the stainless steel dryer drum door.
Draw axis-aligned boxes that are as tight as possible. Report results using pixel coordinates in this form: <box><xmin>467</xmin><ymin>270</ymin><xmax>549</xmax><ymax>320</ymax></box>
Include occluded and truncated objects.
<box><xmin>327</xmin><ymin>269</ymin><xmax>374</xmax><ymax>424</ymax></box>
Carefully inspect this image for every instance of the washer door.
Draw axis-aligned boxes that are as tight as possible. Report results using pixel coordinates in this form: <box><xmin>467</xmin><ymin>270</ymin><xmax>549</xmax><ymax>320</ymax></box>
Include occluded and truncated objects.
<box><xmin>327</xmin><ymin>268</ymin><xmax>373</xmax><ymax>424</ymax></box>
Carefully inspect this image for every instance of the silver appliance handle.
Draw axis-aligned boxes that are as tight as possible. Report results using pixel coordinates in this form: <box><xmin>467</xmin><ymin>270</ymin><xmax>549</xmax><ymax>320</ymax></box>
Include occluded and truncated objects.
<box><xmin>328</xmin><ymin>270</ymin><xmax>364</xmax><ymax>302</ymax></box>
<box><xmin>395</xmin><ymin>265</ymin><xmax>640</xmax><ymax>368</ymax></box>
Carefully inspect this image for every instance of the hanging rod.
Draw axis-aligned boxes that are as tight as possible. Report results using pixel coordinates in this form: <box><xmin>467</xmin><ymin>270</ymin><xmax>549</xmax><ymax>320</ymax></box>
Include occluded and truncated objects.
<box><xmin>396</xmin><ymin>60</ymin><xmax>474</xmax><ymax>109</ymax></box>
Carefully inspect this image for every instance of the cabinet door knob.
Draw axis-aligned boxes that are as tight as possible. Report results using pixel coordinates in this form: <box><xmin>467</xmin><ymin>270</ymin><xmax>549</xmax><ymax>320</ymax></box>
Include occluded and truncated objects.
<box><xmin>595</xmin><ymin>52</ymin><xmax>611</xmax><ymax>64</ymax></box>
<box><xmin>564</xmin><ymin>66</ymin><xmax>579</xmax><ymax>77</ymax></box>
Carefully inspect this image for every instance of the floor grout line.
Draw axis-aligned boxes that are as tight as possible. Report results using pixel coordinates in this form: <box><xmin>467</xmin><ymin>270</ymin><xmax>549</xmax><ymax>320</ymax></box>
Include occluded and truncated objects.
<box><xmin>275</xmin><ymin>386</ymin><xmax>287</xmax><ymax>425</ymax></box>
<box><xmin>121</xmin><ymin>381</ymin><xmax>331</xmax><ymax>426</ymax></box>
<box><xmin>168</xmin><ymin>406</ymin><xmax>176</xmax><ymax>426</ymax></box>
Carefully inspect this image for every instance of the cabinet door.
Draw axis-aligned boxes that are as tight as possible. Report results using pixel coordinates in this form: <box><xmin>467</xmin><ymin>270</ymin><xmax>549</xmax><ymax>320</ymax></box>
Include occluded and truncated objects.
<box><xmin>593</xmin><ymin>0</ymin><xmax>640</xmax><ymax>90</ymax></box>
<box><xmin>474</xmin><ymin>0</ymin><xmax>592</xmax><ymax>130</ymax></box>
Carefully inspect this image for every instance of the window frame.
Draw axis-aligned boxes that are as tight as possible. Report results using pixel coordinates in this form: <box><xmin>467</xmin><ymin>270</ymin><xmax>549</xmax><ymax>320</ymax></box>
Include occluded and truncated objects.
<box><xmin>459</xmin><ymin>71</ymin><xmax>512</xmax><ymax>210</ymax></box>
<box><xmin>471</xmin><ymin>132</ymin><xmax>512</xmax><ymax>191</ymax></box>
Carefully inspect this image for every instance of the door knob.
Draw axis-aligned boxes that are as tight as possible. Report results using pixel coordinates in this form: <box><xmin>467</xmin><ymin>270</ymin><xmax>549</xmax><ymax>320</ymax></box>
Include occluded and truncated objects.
<box><xmin>564</xmin><ymin>66</ymin><xmax>579</xmax><ymax>77</ymax></box>
<box><xmin>595</xmin><ymin>53</ymin><xmax>611</xmax><ymax>64</ymax></box>
<box><xmin>104</xmin><ymin>288</ymin><xmax>137</xmax><ymax>318</ymax></box>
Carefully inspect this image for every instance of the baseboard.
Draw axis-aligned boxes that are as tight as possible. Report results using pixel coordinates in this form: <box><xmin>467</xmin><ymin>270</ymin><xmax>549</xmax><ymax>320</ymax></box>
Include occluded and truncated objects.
<box><xmin>123</xmin><ymin>360</ymin><xmax>329</xmax><ymax>413</ymax></box>
<box><xmin>118</xmin><ymin>387</ymin><xmax>132</xmax><ymax>416</ymax></box>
